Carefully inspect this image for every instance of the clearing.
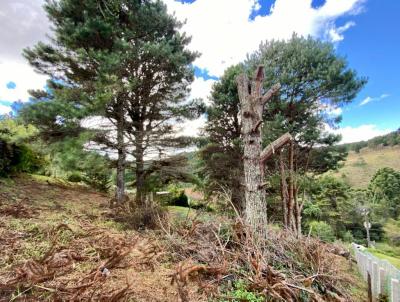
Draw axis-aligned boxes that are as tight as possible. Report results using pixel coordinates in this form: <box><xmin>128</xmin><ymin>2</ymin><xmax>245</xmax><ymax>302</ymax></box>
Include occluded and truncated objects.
<box><xmin>0</xmin><ymin>175</ymin><xmax>366</xmax><ymax>301</ymax></box>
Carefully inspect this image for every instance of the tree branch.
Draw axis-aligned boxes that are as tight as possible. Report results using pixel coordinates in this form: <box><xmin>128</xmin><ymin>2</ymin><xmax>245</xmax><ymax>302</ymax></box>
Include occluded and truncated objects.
<box><xmin>261</xmin><ymin>83</ymin><xmax>281</xmax><ymax>105</ymax></box>
<box><xmin>260</xmin><ymin>132</ymin><xmax>293</xmax><ymax>164</ymax></box>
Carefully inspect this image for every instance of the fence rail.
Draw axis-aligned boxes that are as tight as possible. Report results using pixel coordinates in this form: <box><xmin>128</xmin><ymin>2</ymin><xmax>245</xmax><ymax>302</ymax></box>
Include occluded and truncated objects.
<box><xmin>352</xmin><ymin>243</ymin><xmax>400</xmax><ymax>301</ymax></box>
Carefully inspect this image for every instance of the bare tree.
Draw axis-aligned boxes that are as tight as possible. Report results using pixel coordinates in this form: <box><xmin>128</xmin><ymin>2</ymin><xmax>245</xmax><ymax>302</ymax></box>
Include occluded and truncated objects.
<box><xmin>236</xmin><ymin>65</ymin><xmax>289</xmax><ymax>240</ymax></box>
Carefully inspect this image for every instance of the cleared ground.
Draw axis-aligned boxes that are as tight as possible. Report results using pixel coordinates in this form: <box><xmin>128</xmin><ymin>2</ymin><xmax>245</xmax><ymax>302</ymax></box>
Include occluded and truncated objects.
<box><xmin>0</xmin><ymin>175</ymin><xmax>204</xmax><ymax>301</ymax></box>
<box><xmin>0</xmin><ymin>175</ymin><xmax>366</xmax><ymax>301</ymax></box>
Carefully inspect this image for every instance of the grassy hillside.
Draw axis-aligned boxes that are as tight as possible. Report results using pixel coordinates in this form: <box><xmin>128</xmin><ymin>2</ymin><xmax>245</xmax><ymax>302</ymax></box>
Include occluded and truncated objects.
<box><xmin>330</xmin><ymin>145</ymin><xmax>400</xmax><ymax>188</ymax></box>
<box><xmin>0</xmin><ymin>175</ymin><xmax>366</xmax><ymax>301</ymax></box>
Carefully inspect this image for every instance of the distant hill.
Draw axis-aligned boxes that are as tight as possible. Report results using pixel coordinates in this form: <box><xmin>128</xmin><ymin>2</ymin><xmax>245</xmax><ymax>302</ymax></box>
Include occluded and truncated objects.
<box><xmin>341</xmin><ymin>128</ymin><xmax>400</xmax><ymax>152</ymax></box>
<box><xmin>330</xmin><ymin>129</ymin><xmax>400</xmax><ymax>188</ymax></box>
<box><xmin>330</xmin><ymin>145</ymin><xmax>400</xmax><ymax>188</ymax></box>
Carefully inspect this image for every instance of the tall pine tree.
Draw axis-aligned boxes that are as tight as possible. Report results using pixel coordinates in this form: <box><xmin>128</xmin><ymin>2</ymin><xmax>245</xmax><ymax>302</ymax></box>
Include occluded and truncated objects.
<box><xmin>22</xmin><ymin>0</ymin><xmax>201</xmax><ymax>204</ymax></box>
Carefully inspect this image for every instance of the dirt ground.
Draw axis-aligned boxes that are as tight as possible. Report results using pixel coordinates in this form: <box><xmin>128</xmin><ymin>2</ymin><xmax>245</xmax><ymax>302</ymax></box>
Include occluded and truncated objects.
<box><xmin>0</xmin><ymin>175</ymin><xmax>367</xmax><ymax>302</ymax></box>
<box><xmin>0</xmin><ymin>175</ymin><xmax>205</xmax><ymax>302</ymax></box>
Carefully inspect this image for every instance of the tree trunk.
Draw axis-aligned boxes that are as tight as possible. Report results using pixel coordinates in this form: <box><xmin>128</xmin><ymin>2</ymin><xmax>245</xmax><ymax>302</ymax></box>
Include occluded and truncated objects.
<box><xmin>279</xmin><ymin>152</ymin><xmax>288</xmax><ymax>228</ymax></box>
<box><xmin>287</xmin><ymin>141</ymin><xmax>295</xmax><ymax>231</ymax></box>
<box><xmin>135</xmin><ymin>152</ymin><xmax>145</xmax><ymax>205</ymax></box>
<box><xmin>237</xmin><ymin>66</ymin><xmax>280</xmax><ymax>241</ymax></box>
<box><xmin>232</xmin><ymin>178</ymin><xmax>245</xmax><ymax>214</ymax></box>
<box><xmin>115</xmin><ymin>102</ymin><xmax>126</xmax><ymax>205</ymax></box>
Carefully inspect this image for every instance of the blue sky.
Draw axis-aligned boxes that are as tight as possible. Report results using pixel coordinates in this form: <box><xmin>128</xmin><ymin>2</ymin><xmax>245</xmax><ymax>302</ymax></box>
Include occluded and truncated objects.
<box><xmin>0</xmin><ymin>0</ymin><xmax>398</xmax><ymax>143</ymax></box>
<box><xmin>334</xmin><ymin>0</ymin><xmax>400</xmax><ymax>131</ymax></box>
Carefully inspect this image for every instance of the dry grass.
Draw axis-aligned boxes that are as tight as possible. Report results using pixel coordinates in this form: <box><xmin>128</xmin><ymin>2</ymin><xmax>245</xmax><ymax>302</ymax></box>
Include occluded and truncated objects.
<box><xmin>330</xmin><ymin>145</ymin><xmax>400</xmax><ymax>188</ymax></box>
<box><xmin>0</xmin><ymin>175</ymin><xmax>201</xmax><ymax>302</ymax></box>
<box><xmin>160</xmin><ymin>217</ymin><xmax>367</xmax><ymax>302</ymax></box>
<box><xmin>0</xmin><ymin>175</ymin><xmax>366</xmax><ymax>301</ymax></box>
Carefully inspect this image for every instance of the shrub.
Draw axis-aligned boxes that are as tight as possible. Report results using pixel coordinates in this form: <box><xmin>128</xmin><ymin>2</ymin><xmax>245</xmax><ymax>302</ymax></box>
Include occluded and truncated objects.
<box><xmin>342</xmin><ymin>231</ymin><xmax>354</xmax><ymax>243</ymax></box>
<box><xmin>164</xmin><ymin>184</ymin><xmax>189</xmax><ymax>207</ymax></box>
<box><xmin>0</xmin><ymin>139</ymin><xmax>43</xmax><ymax>176</ymax></box>
<box><xmin>82</xmin><ymin>167</ymin><xmax>111</xmax><ymax>192</ymax></box>
<box><xmin>309</xmin><ymin>221</ymin><xmax>335</xmax><ymax>242</ymax></box>
<box><xmin>67</xmin><ymin>172</ymin><xmax>83</xmax><ymax>183</ymax></box>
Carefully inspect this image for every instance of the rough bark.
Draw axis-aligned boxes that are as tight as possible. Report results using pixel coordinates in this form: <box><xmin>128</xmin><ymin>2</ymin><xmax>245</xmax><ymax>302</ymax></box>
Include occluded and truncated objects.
<box><xmin>135</xmin><ymin>156</ymin><xmax>145</xmax><ymax>205</ymax></box>
<box><xmin>236</xmin><ymin>65</ymin><xmax>280</xmax><ymax>241</ymax></box>
<box><xmin>260</xmin><ymin>133</ymin><xmax>292</xmax><ymax>164</ymax></box>
<box><xmin>232</xmin><ymin>178</ymin><xmax>246</xmax><ymax>214</ymax></box>
<box><xmin>260</xmin><ymin>134</ymin><xmax>293</xmax><ymax>229</ymax></box>
<box><xmin>115</xmin><ymin>102</ymin><xmax>126</xmax><ymax>204</ymax></box>
<box><xmin>287</xmin><ymin>141</ymin><xmax>295</xmax><ymax>231</ymax></box>
<box><xmin>279</xmin><ymin>151</ymin><xmax>288</xmax><ymax>228</ymax></box>
<box><xmin>134</xmin><ymin>129</ymin><xmax>145</xmax><ymax>205</ymax></box>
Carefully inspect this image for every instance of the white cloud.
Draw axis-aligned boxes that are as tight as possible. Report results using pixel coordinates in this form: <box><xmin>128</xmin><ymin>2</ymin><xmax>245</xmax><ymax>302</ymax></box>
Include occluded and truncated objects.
<box><xmin>328</xmin><ymin>107</ymin><xmax>343</xmax><ymax>116</ymax></box>
<box><xmin>179</xmin><ymin>115</ymin><xmax>207</xmax><ymax>137</ymax></box>
<box><xmin>0</xmin><ymin>1</ymin><xmax>50</xmax><ymax>64</ymax></box>
<box><xmin>0</xmin><ymin>1</ymin><xmax>49</xmax><ymax>103</ymax></box>
<box><xmin>0</xmin><ymin>62</ymin><xmax>48</xmax><ymax>103</ymax></box>
<box><xmin>359</xmin><ymin>96</ymin><xmax>372</xmax><ymax>106</ymax></box>
<box><xmin>0</xmin><ymin>104</ymin><xmax>11</xmax><ymax>114</ymax></box>
<box><xmin>359</xmin><ymin>93</ymin><xmax>389</xmax><ymax>106</ymax></box>
<box><xmin>328</xmin><ymin>124</ymin><xmax>393</xmax><ymax>144</ymax></box>
<box><xmin>163</xmin><ymin>0</ymin><xmax>364</xmax><ymax>77</ymax></box>
<box><xmin>327</xmin><ymin>21</ymin><xmax>355</xmax><ymax>42</ymax></box>
<box><xmin>189</xmin><ymin>76</ymin><xmax>216</xmax><ymax>104</ymax></box>
<box><xmin>163</xmin><ymin>0</ymin><xmax>364</xmax><ymax>136</ymax></box>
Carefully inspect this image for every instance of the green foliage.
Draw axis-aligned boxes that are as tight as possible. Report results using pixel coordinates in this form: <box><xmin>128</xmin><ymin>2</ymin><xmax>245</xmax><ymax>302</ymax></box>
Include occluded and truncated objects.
<box><xmin>220</xmin><ymin>280</ymin><xmax>264</xmax><ymax>302</ymax></box>
<box><xmin>0</xmin><ymin>139</ymin><xmax>44</xmax><ymax>177</ymax></box>
<box><xmin>0</xmin><ymin>117</ymin><xmax>38</xmax><ymax>143</ymax></box>
<box><xmin>247</xmin><ymin>34</ymin><xmax>364</xmax><ymax>174</ymax></box>
<box><xmin>22</xmin><ymin>0</ymin><xmax>201</xmax><ymax>199</ymax></box>
<box><xmin>165</xmin><ymin>184</ymin><xmax>189</xmax><ymax>207</ymax></box>
<box><xmin>383</xmin><ymin>219</ymin><xmax>400</xmax><ymax>246</ymax></box>
<box><xmin>308</xmin><ymin>221</ymin><xmax>335</xmax><ymax>242</ymax></box>
<box><xmin>302</xmin><ymin>176</ymin><xmax>354</xmax><ymax>238</ymax></box>
<box><xmin>81</xmin><ymin>154</ymin><xmax>112</xmax><ymax>192</ymax></box>
<box><xmin>42</xmin><ymin>135</ymin><xmax>112</xmax><ymax>191</ymax></box>
<box><xmin>67</xmin><ymin>172</ymin><xmax>82</xmax><ymax>183</ymax></box>
<box><xmin>199</xmin><ymin>65</ymin><xmax>244</xmax><ymax>210</ymax></box>
<box><xmin>342</xmin><ymin>230</ymin><xmax>354</xmax><ymax>243</ymax></box>
<box><xmin>201</xmin><ymin>35</ymin><xmax>365</xmax><ymax>216</ymax></box>
<box><xmin>0</xmin><ymin>117</ymin><xmax>44</xmax><ymax>177</ymax></box>
<box><xmin>368</xmin><ymin>167</ymin><xmax>400</xmax><ymax>219</ymax></box>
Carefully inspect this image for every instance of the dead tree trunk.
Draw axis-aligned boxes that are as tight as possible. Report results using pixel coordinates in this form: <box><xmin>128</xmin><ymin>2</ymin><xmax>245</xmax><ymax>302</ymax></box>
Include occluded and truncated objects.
<box><xmin>236</xmin><ymin>66</ymin><xmax>281</xmax><ymax>240</ymax></box>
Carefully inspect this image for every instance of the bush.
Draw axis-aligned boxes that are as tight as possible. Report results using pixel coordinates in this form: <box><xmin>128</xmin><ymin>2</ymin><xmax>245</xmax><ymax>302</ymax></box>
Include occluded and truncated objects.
<box><xmin>0</xmin><ymin>139</ymin><xmax>43</xmax><ymax>177</ymax></box>
<box><xmin>164</xmin><ymin>184</ymin><xmax>189</xmax><ymax>207</ymax></box>
<box><xmin>80</xmin><ymin>153</ymin><xmax>112</xmax><ymax>192</ymax></box>
<box><xmin>342</xmin><ymin>231</ymin><xmax>354</xmax><ymax>243</ymax></box>
<box><xmin>309</xmin><ymin>221</ymin><xmax>335</xmax><ymax>242</ymax></box>
<box><xmin>82</xmin><ymin>167</ymin><xmax>111</xmax><ymax>192</ymax></box>
<box><xmin>67</xmin><ymin>172</ymin><xmax>82</xmax><ymax>183</ymax></box>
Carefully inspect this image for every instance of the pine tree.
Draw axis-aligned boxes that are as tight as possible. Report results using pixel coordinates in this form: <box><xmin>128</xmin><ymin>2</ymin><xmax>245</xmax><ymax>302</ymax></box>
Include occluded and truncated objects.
<box><xmin>22</xmin><ymin>0</ymin><xmax>201</xmax><ymax>204</ymax></box>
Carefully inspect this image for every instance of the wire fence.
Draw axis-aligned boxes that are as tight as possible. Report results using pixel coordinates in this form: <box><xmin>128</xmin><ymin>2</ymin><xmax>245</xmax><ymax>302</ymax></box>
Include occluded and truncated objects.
<box><xmin>352</xmin><ymin>243</ymin><xmax>400</xmax><ymax>301</ymax></box>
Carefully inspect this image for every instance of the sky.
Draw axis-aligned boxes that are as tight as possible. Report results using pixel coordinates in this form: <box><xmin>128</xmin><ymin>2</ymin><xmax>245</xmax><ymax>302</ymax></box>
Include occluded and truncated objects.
<box><xmin>0</xmin><ymin>0</ymin><xmax>399</xmax><ymax>144</ymax></box>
